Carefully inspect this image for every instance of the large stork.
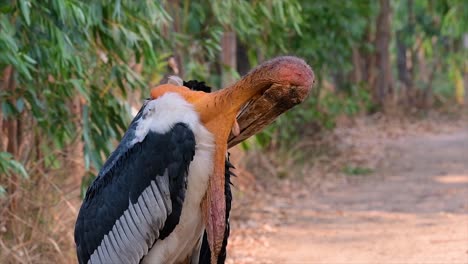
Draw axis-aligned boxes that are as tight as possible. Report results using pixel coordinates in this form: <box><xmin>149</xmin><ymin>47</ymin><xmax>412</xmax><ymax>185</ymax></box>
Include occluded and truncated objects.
<box><xmin>74</xmin><ymin>56</ymin><xmax>314</xmax><ymax>264</ymax></box>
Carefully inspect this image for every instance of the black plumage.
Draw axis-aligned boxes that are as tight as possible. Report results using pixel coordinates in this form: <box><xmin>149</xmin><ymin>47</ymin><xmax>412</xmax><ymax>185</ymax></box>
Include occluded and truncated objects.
<box><xmin>183</xmin><ymin>80</ymin><xmax>212</xmax><ymax>93</ymax></box>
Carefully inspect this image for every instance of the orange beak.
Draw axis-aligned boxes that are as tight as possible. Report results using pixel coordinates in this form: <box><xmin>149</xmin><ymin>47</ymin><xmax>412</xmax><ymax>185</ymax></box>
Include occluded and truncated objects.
<box><xmin>151</xmin><ymin>56</ymin><xmax>314</xmax><ymax>262</ymax></box>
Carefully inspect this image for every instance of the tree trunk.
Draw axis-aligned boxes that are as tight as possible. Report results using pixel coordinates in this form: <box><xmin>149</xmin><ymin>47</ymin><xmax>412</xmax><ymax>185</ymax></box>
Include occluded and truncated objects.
<box><xmin>2</xmin><ymin>66</ymin><xmax>17</xmax><ymax>156</ymax></box>
<box><xmin>350</xmin><ymin>46</ymin><xmax>363</xmax><ymax>84</ymax></box>
<box><xmin>1</xmin><ymin>66</ymin><xmax>21</xmax><ymax>237</ymax></box>
<box><xmin>221</xmin><ymin>31</ymin><xmax>237</xmax><ymax>87</ymax></box>
<box><xmin>407</xmin><ymin>0</ymin><xmax>416</xmax><ymax>83</ymax></box>
<box><xmin>64</xmin><ymin>97</ymin><xmax>85</xmax><ymax>187</ymax></box>
<box><xmin>0</xmin><ymin>68</ymin><xmax>7</xmax><ymax>151</ymax></box>
<box><xmin>162</xmin><ymin>0</ymin><xmax>184</xmax><ymax>79</ymax></box>
<box><xmin>236</xmin><ymin>39</ymin><xmax>250</xmax><ymax>76</ymax></box>
<box><xmin>374</xmin><ymin>0</ymin><xmax>393</xmax><ymax>107</ymax></box>
<box><xmin>396</xmin><ymin>30</ymin><xmax>412</xmax><ymax>105</ymax></box>
<box><xmin>464</xmin><ymin>34</ymin><xmax>468</xmax><ymax>105</ymax></box>
<box><xmin>362</xmin><ymin>25</ymin><xmax>376</xmax><ymax>93</ymax></box>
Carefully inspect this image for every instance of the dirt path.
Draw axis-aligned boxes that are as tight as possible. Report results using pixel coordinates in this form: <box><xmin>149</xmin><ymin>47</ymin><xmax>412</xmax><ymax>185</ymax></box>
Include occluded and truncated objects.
<box><xmin>228</xmin><ymin>128</ymin><xmax>468</xmax><ymax>263</ymax></box>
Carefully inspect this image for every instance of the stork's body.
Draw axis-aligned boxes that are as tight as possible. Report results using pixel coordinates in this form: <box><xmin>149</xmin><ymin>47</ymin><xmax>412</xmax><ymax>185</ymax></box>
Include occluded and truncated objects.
<box><xmin>75</xmin><ymin>84</ymin><xmax>224</xmax><ymax>263</ymax></box>
<box><xmin>74</xmin><ymin>56</ymin><xmax>314</xmax><ymax>264</ymax></box>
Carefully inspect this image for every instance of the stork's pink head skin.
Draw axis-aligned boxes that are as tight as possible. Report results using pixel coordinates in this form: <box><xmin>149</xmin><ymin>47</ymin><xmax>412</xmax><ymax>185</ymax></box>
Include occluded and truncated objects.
<box><xmin>150</xmin><ymin>56</ymin><xmax>314</xmax><ymax>262</ymax></box>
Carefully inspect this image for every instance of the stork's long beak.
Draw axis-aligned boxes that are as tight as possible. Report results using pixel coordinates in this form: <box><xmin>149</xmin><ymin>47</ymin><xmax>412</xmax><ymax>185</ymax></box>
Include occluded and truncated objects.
<box><xmin>226</xmin><ymin>57</ymin><xmax>315</xmax><ymax>148</ymax></box>
<box><xmin>152</xmin><ymin>56</ymin><xmax>314</xmax><ymax>262</ymax></box>
<box><xmin>199</xmin><ymin>56</ymin><xmax>314</xmax><ymax>262</ymax></box>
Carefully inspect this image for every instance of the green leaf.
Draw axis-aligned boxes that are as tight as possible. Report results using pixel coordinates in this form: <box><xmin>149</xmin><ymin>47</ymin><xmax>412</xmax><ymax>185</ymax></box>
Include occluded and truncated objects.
<box><xmin>21</xmin><ymin>54</ymin><xmax>37</xmax><ymax>65</ymax></box>
<box><xmin>69</xmin><ymin>79</ymin><xmax>89</xmax><ymax>101</ymax></box>
<box><xmin>0</xmin><ymin>152</ymin><xmax>28</xmax><ymax>178</ymax></box>
<box><xmin>19</xmin><ymin>0</ymin><xmax>31</xmax><ymax>25</ymax></box>
<box><xmin>137</xmin><ymin>25</ymin><xmax>153</xmax><ymax>49</ymax></box>
<box><xmin>10</xmin><ymin>160</ymin><xmax>29</xmax><ymax>179</ymax></box>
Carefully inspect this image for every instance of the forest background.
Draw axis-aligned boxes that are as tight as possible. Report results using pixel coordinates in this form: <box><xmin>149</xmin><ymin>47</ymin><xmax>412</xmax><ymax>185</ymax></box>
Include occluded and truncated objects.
<box><xmin>0</xmin><ymin>0</ymin><xmax>467</xmax><ymax>262</ymax></box>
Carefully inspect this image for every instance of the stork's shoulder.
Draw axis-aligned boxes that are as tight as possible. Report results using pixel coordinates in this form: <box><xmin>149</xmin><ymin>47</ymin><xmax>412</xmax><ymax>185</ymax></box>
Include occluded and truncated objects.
<box><xmin>97</xmin><ymin>93</ymin><xmax>203</xmax><ymax>180</ymax></box>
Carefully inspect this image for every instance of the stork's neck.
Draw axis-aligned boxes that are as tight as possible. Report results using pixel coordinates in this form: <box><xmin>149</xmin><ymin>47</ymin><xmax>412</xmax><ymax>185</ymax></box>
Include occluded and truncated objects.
<box><xmin>194</xmin><ymin>79</ymin><xmax>268</xmax><ymax>124</ymax></box>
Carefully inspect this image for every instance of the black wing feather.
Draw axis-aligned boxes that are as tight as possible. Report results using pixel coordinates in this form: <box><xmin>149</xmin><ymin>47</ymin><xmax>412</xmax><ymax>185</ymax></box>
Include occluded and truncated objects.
<box><xmin>75</xmin><ymin>114</ymin><xmax>195</xmax><ymax>264</ymax></box>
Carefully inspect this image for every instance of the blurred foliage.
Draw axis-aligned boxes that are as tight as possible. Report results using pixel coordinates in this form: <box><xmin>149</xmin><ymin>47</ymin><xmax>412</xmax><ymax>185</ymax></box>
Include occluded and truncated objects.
<box><xmin>166</xmin><ymin>0</ymin><xmax>303</xmax><ymax>85</ymax></box>
<box><xmin>0</xmin><ymin>1</ymin><xmax>171</xmax><ymax>193</ymax></box>
<box><xmin>0</xmin><ymin>0</ymin><xmax>304</xmax><ymax>192</ymax></box>
<box><xmin>258</xmin><ymin>0</ymin><xmax>467</xmax><ymax>149</ymax></box>
<box><xmin>254</xmin><ymin>0</ymin><xmax>378</xmax><ymax>150</ymax></box>
<box><xmin>393</xmin><ymin>0</ymin><xmax>467</xmax><ymax>101</ymax></box>
<box><xmin>289</xmin><ymin>0</ymin><xmax>377</xmax><ymax>73</ymax></box>
<box><xmin>0</xmin><ymin>0</ymin><xmax>467</xmax><ymax>188</ymax></box>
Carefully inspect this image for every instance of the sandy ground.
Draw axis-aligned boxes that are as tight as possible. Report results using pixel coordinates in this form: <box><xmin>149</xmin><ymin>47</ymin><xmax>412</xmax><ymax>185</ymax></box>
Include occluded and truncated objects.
<box><xmin>227</xmin><ymin>126</ymin><xmax>468</xmax><ymax>263</ymax></box>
